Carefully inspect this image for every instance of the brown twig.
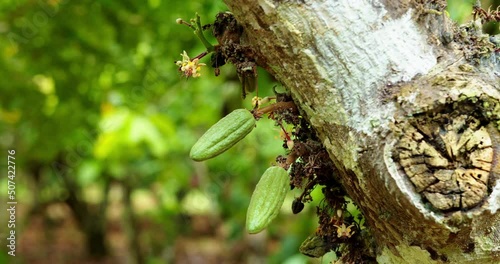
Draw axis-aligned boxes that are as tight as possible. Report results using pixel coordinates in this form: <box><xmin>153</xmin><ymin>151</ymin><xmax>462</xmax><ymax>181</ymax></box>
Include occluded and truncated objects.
<box><xmin>473</xmin><ymin>5</ymin><xmax>500</xmax><ymax>23</ymax></box>
<box><xmin>253</xmin><ymin>101</ymin><xmax>298</xmax><ymax>119</ymax></box>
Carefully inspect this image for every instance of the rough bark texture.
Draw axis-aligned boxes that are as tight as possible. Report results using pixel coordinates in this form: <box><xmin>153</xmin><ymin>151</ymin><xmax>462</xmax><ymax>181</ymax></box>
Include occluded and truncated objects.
<box><xmin>224</xmin><ymin>0</ymin><xmax>500</xmax><ymax>263</ymax></box>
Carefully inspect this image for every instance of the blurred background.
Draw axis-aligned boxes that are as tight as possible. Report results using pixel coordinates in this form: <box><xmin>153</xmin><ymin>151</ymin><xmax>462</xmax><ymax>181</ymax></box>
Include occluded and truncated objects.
<box><xmin>0</xmin><ymin>0</ymin><xmax>498</xmax><ymax>263</ymax></box>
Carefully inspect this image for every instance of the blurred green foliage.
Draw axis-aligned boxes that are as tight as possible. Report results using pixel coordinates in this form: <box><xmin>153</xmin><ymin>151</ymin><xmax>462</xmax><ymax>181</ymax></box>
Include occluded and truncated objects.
<box><xmin>0</xmin><ymin>0</ymin><xmax>497</xmax><ymax>263</ymax></box>
<box><xmin>0</xmin><ymin>0</ymin><xmax>321</xmax><ymax>263</ymax></box>
<box><xmin>448</xmin><ymin>0</ymin><xmax>477</xmax><ymax>23</ymax></box>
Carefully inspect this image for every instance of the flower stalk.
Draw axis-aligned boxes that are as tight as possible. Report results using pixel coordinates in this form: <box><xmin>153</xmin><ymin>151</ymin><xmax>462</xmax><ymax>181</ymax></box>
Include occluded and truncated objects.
<box><xmin>193</xmin><ymin>13</ymin><xmax>214</xmax><ymax>53</ymax></box>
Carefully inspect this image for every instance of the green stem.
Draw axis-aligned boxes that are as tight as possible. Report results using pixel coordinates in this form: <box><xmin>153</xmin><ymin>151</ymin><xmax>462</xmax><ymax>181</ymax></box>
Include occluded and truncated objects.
<box><xmin>194</xmin><ymin>13</ymin><xmax>214</xmax><ymax>52</ymax></box>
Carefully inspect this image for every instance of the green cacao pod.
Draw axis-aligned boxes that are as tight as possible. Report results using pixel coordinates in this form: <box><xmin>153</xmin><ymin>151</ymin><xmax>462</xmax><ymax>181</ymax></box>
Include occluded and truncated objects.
<box><xmin>246</xmin><ymin>166</ymin><xmax>289</xmax><ymax>234</ymax></box>
<box><xmin>190</xmin><ymin>109</ymin><xmax>255</xmax><ymax>161</ymax></box>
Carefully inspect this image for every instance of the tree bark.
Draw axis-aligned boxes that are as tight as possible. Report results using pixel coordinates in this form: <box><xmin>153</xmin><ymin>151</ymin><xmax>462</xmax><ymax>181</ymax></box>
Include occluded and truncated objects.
<box><xmin>224</xmin><ymin>0</ymin><xmax>500</xmax><ymax>263</ymax></box>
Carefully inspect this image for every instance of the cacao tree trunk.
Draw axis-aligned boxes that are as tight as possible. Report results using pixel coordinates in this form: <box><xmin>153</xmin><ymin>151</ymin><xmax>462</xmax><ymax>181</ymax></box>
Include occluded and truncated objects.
<box><xmin>224</xmin><ymin>0</ymin><xmax>500</xmax><ymax>263</ymax></box>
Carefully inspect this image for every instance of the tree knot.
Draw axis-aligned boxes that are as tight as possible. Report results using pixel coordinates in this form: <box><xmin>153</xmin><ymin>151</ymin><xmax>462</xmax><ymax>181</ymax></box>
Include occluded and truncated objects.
<box><xmin>393</xmin><ymin>98</ymin><xmax>500</xmax><ymax>212</ymax></box>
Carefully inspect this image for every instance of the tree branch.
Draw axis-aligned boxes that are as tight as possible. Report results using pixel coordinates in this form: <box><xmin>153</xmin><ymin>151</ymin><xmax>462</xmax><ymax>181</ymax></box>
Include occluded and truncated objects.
<box><xmin>224</xmin><ymin>0</ymin><xmax>500</xmax><ymax>262</ymax></box>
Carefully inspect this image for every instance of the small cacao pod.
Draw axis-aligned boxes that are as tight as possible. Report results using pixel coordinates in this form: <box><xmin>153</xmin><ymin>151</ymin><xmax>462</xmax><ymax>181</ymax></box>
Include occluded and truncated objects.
<box><xmin>190</xmin><ymin>109</ymin><xmax>255</xmax><ymax>161</ymax></box>
<box><xmin>246</xmin><ymin>166</ymin><xmax>289</xmax><ymax>234</ymax></box>
<box><xmin>292</xmin><ymin>198</ymin><xmax>304</xmax><ymax>214</ymax></box>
